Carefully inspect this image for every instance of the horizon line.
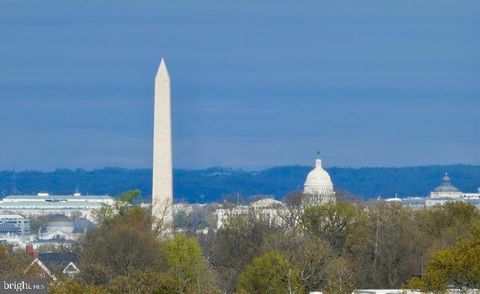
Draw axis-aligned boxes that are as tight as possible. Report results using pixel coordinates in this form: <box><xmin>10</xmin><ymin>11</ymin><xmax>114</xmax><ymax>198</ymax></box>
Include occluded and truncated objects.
<box><xmin>2</xmin><ymin>162</ymin><xmax>479</xmax><ymax>173</ymax></box>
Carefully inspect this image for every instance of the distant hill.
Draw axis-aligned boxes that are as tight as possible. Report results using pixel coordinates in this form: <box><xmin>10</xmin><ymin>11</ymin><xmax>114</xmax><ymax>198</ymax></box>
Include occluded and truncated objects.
<box><xmin>0</xmin><ymin>165</ymin><xmax>479</xmax><ymax>203</ymax></box>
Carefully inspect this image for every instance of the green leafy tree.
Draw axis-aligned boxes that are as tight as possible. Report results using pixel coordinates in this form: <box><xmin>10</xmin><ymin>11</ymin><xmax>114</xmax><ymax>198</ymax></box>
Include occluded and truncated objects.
<box><xmin>173</xmin><ymin>211</ymin><xmax>191</xmax><ymax>229</ymax></box>
<box><xmin>210</xmin><ymin>213</ymin><xmax>278</xmax><ymax>292</ymax></box>
<box><xmin>107</xmin><ymin>271</ymin><xmax>180</xmax><ymax>294</ymax></box>
<box><xmin>323</xmin><ymin>257</ymin><xmax>356</xmax><ymax>294</ymax></box>
<box><xmin>265</xmin><ymin>232</ymin><xmax>333</xmax><ymax>292</ymax></box>
<box><xmin>300</xmin><ymin>202</ymin><xmax>361</xmax><ymax>250</ymax></box>
<box><xmin>417</xmin><ymin>201</ymin><xmax>480</xmax><ymax>250</ymax></box>
<box><xmin>29</xmin><ymin>215</ymin><xmax>50</xmax><ymax>234</ymax></box>
<box><xmin>237</xmin><ymin>251</ymin><xmax>304</xmax><ymax>294</ymax></box>
<box><xmin>293</xmin><ymin>237</ymin><xmax>333</xmax><ymax>292</ymax></box>
<box><xmin>93</xmin><ymin>189</ymin><xmax>141</xmax><ymax>224</ymax></box>
<box><xmin>49</xmin><ymin>279</ymin><xmax>108</xmax><ymax>294</ymax></box>
<box><xmin>407</xmin><ymin>225</ymin><xmax>480</xmax><ymax>292</ymax></box>
<box><xmin>0</xmin><ymin>244</ymin><xmax>32</xmax><ymax>278</ymax></box>
<box><xmin>164</xmin><ymin>233</ymin><xmax>217</xmax><ymax>293</ymax></box>
<box><xmin>78</xmin><ymin>206</ymin><xmax>165</xmax><ymax>285</ymax></box>
<box><xmin>75</xmin><ymin>190</ymin><xmax>217</xmax><ymax>293</ymax></box>
<box><xmin>353</xmin><ymin>202</ymin><xmax>425</xmax><ymax>288</ymax></box>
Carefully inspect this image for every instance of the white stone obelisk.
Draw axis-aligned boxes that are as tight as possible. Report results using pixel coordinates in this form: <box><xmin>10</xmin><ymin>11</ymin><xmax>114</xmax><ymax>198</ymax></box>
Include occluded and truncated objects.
<box><xmin>152</xmin><ymin>58</ymin><xmax>173</xmax><ymax>231</ymax></box>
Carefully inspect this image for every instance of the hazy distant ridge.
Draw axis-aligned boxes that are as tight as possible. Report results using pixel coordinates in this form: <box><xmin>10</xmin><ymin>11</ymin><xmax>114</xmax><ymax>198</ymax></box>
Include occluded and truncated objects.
<box><xmin>1</xmin><ymin>165</ymin><xmax>479</xmax><ymax>203</ymax></box>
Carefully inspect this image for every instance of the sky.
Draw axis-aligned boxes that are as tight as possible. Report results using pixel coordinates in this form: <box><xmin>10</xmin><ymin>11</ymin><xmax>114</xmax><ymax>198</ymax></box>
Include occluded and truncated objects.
<box><xmin>0</xmin><ymin>1</ymin><xmax>479</xmax><ymax>170</ymax></box>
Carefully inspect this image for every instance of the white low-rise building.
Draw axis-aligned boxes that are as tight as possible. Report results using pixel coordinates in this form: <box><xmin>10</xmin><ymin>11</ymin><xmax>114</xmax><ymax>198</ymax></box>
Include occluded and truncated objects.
<box><xmin>385</xmin><ymin>173</ymin><xmax>480</xmax><ymax>209</ymax></box>
<box><xmin>0</xmin><ymin>214</ymin><xmax>30</xmax><ymax>236</ymax></box>
<box><xmin>215</xmin><ymin>198</ymin><xmax>285</xmax><ymax>229</ymax></box>
<box><xmin>426</xmin><ymin>173</ymin><xmax>480</xmax><ymax>207</ymax></box>
<box><xmin>0</xmin><ymin>214</ymin><xmax>32</xmax><ymax>247</ymax></box>
<box><xmin>173</xmin><ymin>203</ymin><xmax>207</xmax><ymax>215</ymax></box>
<box><xmin>37</xmin><ymin>214</ymin><xmax>88</xmax><ymax>241</ymax></box>
<box><xmin>426</xmin><ymin>173</ymin><xmax>463</xmax><ymax>206</ymax></box>
<box><xmin>0</xmin><ymin>192</ymin><xmax>115</xmax><ymax>222</ymax></box>
<box><xmin>400</xmin><ymin>197</ymin><xmax>428</xmax><ymax>209</ymax></box>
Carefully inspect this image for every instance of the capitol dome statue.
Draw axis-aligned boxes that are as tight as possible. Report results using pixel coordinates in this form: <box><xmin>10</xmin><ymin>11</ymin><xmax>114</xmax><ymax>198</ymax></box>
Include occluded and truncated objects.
<box><xmin>303</xmin><ymin>154</ymin><xmax>336</xmax><ymax>207</ymax></box>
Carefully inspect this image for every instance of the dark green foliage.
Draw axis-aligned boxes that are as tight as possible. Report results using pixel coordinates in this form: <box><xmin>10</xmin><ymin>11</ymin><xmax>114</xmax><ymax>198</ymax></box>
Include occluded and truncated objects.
<box><xmin>300</xmin><ymin>202</ymin><xmax>361</xmax><ymax>250</ymax></box>
<box><xmin>78</xmin><ymin>207</ymin><xmax>165</xmax><ymax>285</ymax></box>
<box><xmin>236</xmin><ymin>251</ymin><xmax>304</xmax><ymax>294</ymax></box>
<box><xmin>29</xmin><ymin>215</ymin><xmax>50</xmax><ymax>234</ymax></box>
<box><xmin>210</xmin><ymin>214</ymin><xmax>279</xmax><ymax>292</ymax></box>
<box><xmin>0</xmin><ymin>245</ymin><xmax>33</xmax><ymax>279</ymax></box>
<box><xmin>210</xmin><ymin>202</ymin><xmax>480</xmax><ymax>292</ymax></box>
<box><xmin>408</xmin><ymin>225</ymin><xmax>480</xmax><ymax>292</ymax></box>
<box><xmin>44</xmin><ymin>191</ymin><xmax>480</xmax><ymax>293</ymax></box>
<box><xmin>353</xmin><ymin>202</ymin><xmax>425</xmax><ymax>288</ymax></box>
<box><xmin>73</xmin><ymin>200</ymin><xmax>218</xmax><ymax>293</ymax></box>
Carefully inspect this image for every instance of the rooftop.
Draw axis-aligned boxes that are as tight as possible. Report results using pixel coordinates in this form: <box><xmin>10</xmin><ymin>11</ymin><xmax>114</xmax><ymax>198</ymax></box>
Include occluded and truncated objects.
<box><xmin>3</xmin><ymin>194</ymin><xmax>113</xmax><ymax>200</ymax></box>
<box><xmin>0</xmin><ymin>201</ymin><xmax>108</xmax><ymax>208</ymax></box>
<box><xmin>0</xmin><ymin>214</ymin><xmax>26</xmax><ymax>219</ymax></box>
<box><xmin>433</xmin><ymin>173</ymin><xmax>460</xmax><ymax>193</ymax></box>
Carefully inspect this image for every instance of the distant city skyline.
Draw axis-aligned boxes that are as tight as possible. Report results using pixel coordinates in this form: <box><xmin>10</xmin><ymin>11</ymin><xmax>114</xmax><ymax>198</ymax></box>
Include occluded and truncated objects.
<box><xmin>0</xmin><ymin>1</ymin><xmax>479</xmax><ymax>171</ymax></box>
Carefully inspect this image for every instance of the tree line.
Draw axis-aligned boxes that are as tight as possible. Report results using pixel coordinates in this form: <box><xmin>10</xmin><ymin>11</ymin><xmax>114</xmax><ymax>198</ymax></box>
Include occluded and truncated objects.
<box><xmin>1</xmin><ymin>190</ymin><xmax>479</xmax><ymax>293</ymax></box>
<box><xmin>1</xmin><ymin>164</ymin><xmax>479</xmax><ymax>201</ymax></box>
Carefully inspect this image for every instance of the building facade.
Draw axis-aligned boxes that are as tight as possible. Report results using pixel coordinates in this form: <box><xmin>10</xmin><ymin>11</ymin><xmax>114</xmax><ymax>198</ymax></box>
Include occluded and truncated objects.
<box><xmin>215</xmin><ymin>198</ymin><xmax>285</xmax><ymax>229</ymax></box>
<box><xmin>0</xmin><ymin>193</ymin><xmax>114</xmax><ymax>222</ymax></box>
<box><xmin>0</xmin><ymin>214</ymin><xmax>30</xmax><ymax>236</ymax></box>
<box><xmin>385</xmin><ymin>173</ymin><xmax>480</xmax><ymax>209</ymax></box>
<box><xmin>423</xmin><ymin>173</ymin><xmax>480</xmax><ymax>208</ymax></box>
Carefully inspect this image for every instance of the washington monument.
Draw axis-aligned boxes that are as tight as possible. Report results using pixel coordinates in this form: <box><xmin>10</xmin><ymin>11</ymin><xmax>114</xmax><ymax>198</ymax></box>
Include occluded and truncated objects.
<box><xmin>152</xmin><ymin>58</ymin><xmax>173</xmax><ymax>228</ymax></box>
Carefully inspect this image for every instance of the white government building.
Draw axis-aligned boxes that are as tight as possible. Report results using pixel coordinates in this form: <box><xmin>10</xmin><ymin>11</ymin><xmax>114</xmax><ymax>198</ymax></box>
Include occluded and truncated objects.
<box><xmin>426</xmin><ymin>173</ymin><xmax>480</xmax><ymax>207</ymax></box>
<box><xmin>215</xmin><ymin>156</ymin><xmax>336</xmax><ymax>229</ymax></box>
<box><xmin>0</xmin><ymin>192</ymin><xmax>111</xmax><ymax>248</ymax></box>
<box><xmin>36</xmin><ymin>214</ymin><xmax>91</xmax><ymax>242</ymax></box>
<box><xmin>303</xmin><ymin>156</ymin><xmax>336</xmax><ymax>207</ymax></box>
<box><xmin>389</xmin><ymin>173</ymin><xmax>480</xmax><ymax>209</ymax></box>
<box><xmin>215</xmin><ymin>198</ymin><xmax>285</xmax><ymax>229</ymax></box>
<box><xmin>0</xmin><ymin>192</ymin><xmax>114</xmax><ymax>222</ymax></box>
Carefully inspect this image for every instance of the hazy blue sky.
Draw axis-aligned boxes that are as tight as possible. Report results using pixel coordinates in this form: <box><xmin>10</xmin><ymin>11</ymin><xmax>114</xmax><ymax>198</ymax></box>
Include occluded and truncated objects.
<box><xmin>1</xmin><ymin>1</ymin><xmax>479</xmax><ymax>170</ymax></box>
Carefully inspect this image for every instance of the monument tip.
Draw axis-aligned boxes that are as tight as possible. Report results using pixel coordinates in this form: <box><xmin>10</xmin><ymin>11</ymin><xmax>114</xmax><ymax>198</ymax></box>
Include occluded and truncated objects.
<box><xmin>156</xmin><ymin>58</ymin><xmax>170</xmax><ymax>80</ymax></box>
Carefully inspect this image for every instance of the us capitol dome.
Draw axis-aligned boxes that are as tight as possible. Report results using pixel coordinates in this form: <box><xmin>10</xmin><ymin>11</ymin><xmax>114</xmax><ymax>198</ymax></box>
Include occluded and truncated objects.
<box><xmin>303</xmin><ymin>155</ymin><xmax>336</xmax><ymax>206</ymax></box>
